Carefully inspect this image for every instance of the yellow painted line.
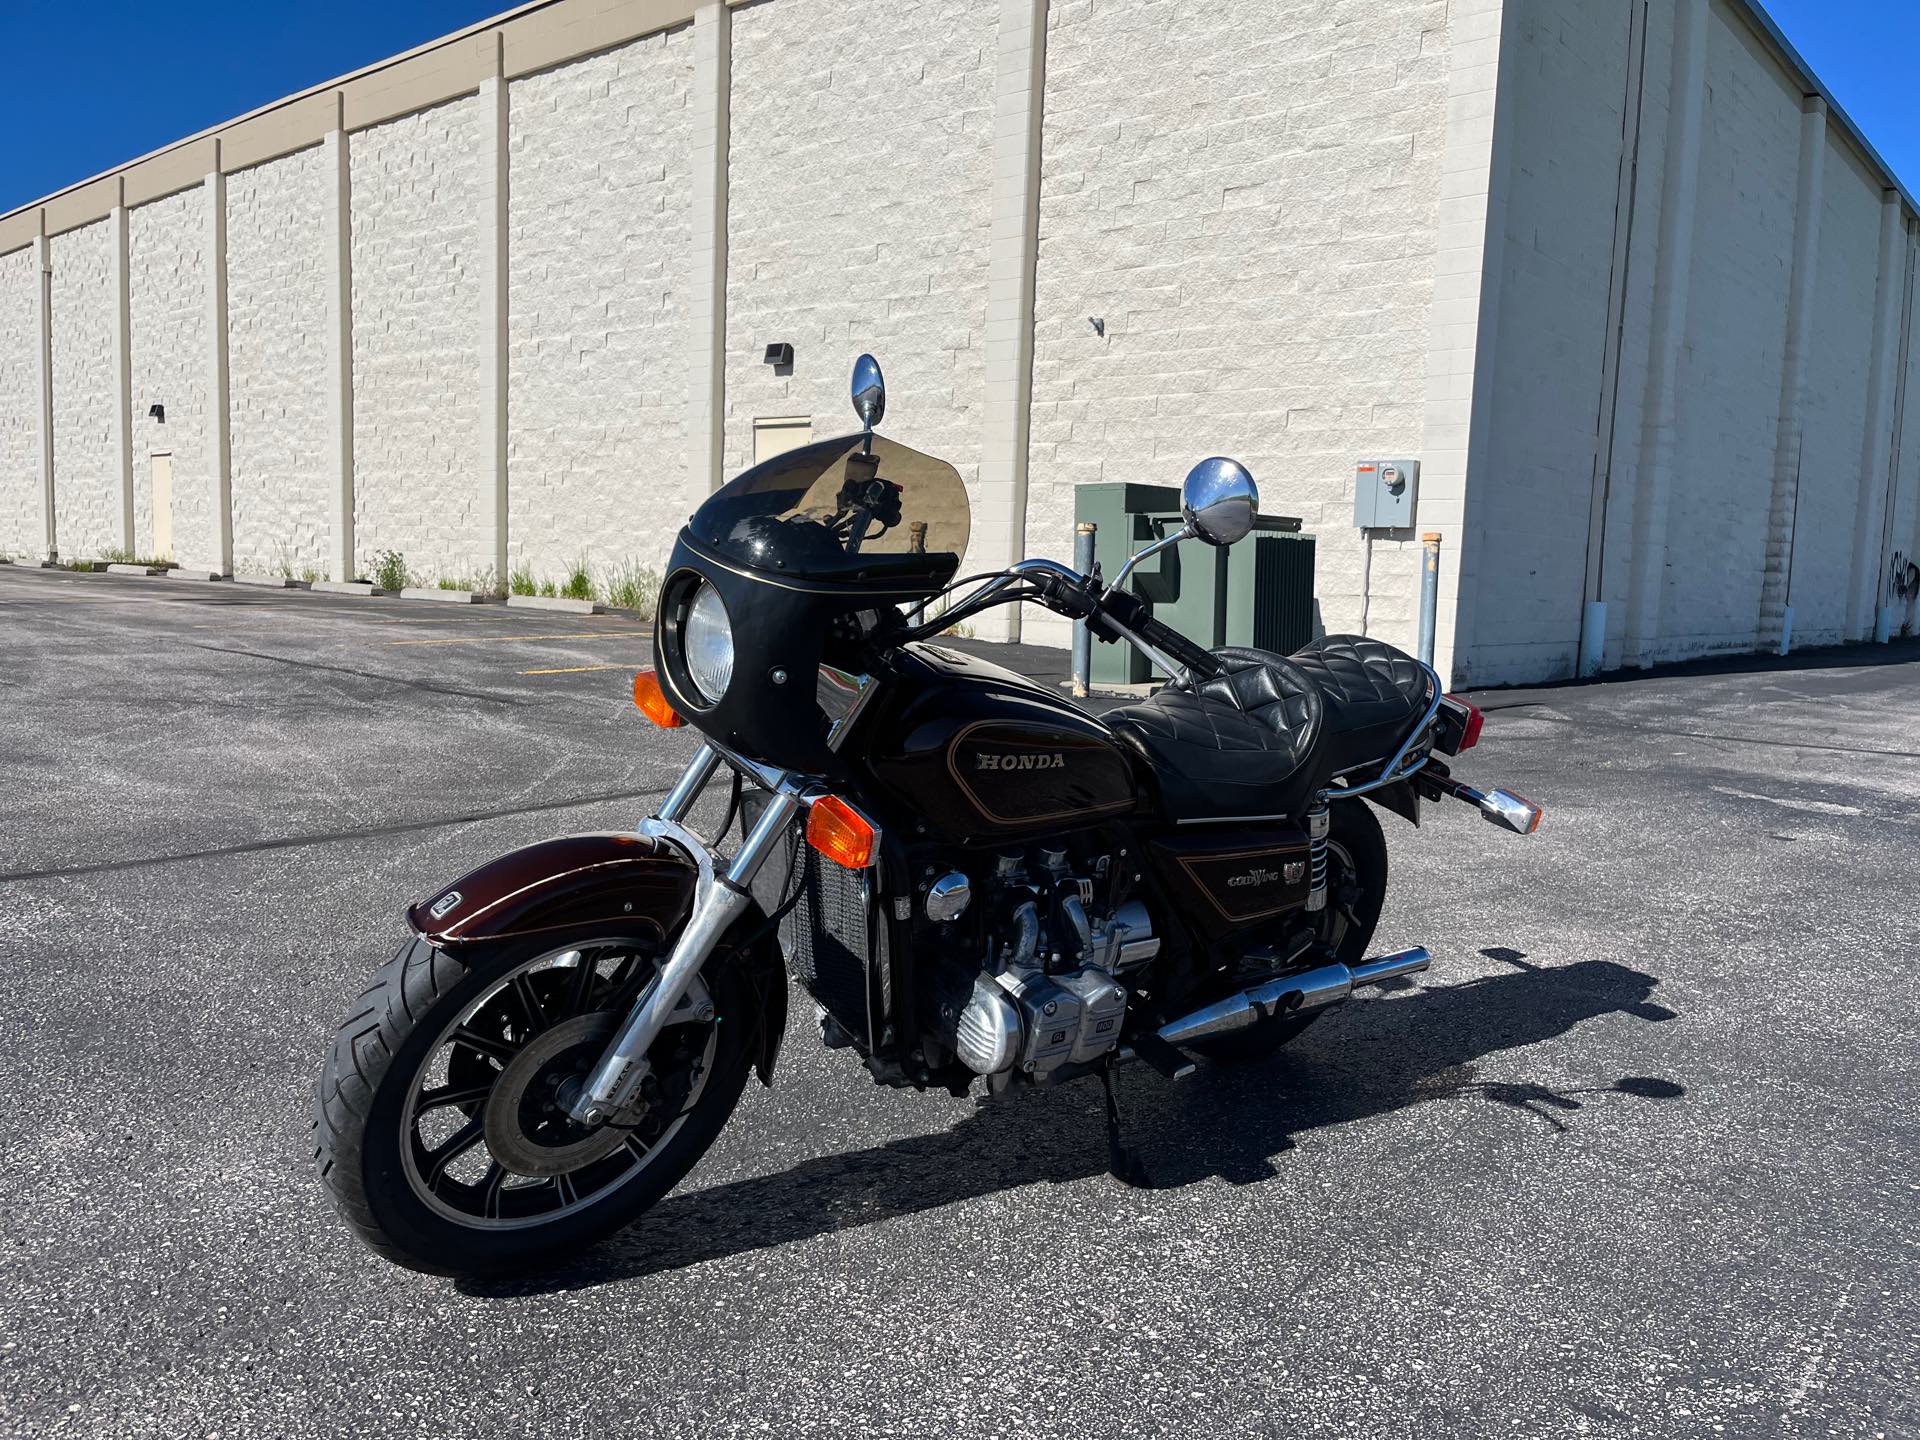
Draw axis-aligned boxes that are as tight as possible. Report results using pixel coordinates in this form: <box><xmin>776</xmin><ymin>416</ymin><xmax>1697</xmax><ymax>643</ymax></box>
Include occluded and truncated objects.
<box><xmin>382</xmin><ymin>629</ymin><xmax>650</xmax><ymax>647</ymax></box>
<box><xmin>520</xmin><ymin>664</ymin><xmax>626</xmax><ymax>675</ymax></box>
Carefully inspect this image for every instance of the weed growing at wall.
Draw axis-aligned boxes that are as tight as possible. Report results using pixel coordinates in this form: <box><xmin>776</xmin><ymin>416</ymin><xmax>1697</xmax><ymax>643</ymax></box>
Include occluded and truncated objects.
<box><xmin>509</xmin><ymin>563</ymin><xmax>536</xmax><ymax>596</ymax></box>
<box><xmin>561</xmin><ymin>559</ymin><xmax>595</xmax><ymax>602</ymax></box>
<box><xmin>602</xmin><ymin>561</ymin><xmax>659</xmax><ymax>616</ymax></box>
<box><xmin>371</xmin><ymin>550</ymin><xmax>410</xmax><ymax>592</ymax></box>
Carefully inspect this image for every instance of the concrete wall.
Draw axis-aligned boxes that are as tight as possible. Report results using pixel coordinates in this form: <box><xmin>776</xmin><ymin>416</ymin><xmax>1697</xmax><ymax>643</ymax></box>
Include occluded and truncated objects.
<box><xmin>1024</xmin><ymin>0</ymin><xmax>1450</xmax><ymax>650</ymax></box>
<box><xmin>350</xmin><ymin>97</ymin><xmax>485</xmax><ymax>584</ymax></box>
<box><xmin>722</xmin><ymin>0</ymin><xmax>997</xmax><ymax>570</ymax></box>
<box><xmin>227</xmin><ymin>145</ymin><xmax>332</xmax><ymax>579</ymax></box>
<box><xmin>1473</xmin><ymin>0</ymin><xmax>1920</xmax><ymax>679</ymax></box>
<box><xmin>4</xmin><ymin>0</ymin><xmax>1919</xmax><ymax>678</ymax></box>
<box><xmin>1660</xmin><ymin>4</ymin><xmax>1800</xmax><ymax>661</ymax></box>
<box><xmin>0</xmin><ymin>247</ymin><xmax>38</xmax><ymax>559</ymax></box>
<box><xmin>1790</xmin><ymin>138</ymin><xmax>1881</xmax><ymax>648</ymax></box>
<box><xmin>1469</xmin><ymin>0</ymin><xmax>1639</xmax><ymax>682</ymax></box>
<box><xmin>48</xmin><ymin>219</ymin><xmax>118</xmax><ymax>560</ymax></box>
<box><xmin>506</xmin><ymin>27</ymin><xmax>694</xmax><ymax>583</ymax></box>
<box><xmin>128</xmin><ymin>188</ymin><xmax>209</xmax><ymax>567</ymax></box>
<box><xmin>1891</xmin><ymin>252</ymin><xmax>1920</xmax><ymax>635</ymax></box>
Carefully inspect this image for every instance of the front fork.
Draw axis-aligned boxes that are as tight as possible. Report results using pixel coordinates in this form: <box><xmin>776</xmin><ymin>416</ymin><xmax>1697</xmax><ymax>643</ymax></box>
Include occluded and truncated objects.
<box><xmin>567</xmin><ymin>745</ymin><xmax>803</xmax><ymax>1126</ymax></box>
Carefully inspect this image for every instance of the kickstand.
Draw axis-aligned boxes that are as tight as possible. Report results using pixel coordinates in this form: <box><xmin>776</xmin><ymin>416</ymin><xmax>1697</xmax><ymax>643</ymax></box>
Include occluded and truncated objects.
<box><xmin>1099</xmin><ymin>1061</ymin><xmax>1151</xmax><ymax>1188</ymax></box>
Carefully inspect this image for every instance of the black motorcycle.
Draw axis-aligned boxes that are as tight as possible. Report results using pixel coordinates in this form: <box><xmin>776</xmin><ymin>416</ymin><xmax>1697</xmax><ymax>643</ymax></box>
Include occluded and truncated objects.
<box><xmin>314</xmin><ymin>355</ymin><xmax>1542</xmax><ymax>1275</ymax></box>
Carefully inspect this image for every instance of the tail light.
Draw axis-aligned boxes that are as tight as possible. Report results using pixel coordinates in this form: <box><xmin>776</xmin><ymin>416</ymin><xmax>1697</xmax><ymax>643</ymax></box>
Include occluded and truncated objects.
<box><xmin>632</xmin><ymin>670</ymin><xmax>684</xmax><ymax>728</ymax></box>
<box><xmin>807</xmin><ymin>795</ymin><xmax>879</xmax><ymax>869</ymax></box>
<box><xmin>1449</xmin><ymin>695</ymin><xmax>1484</xmax><ymax>751</ymax></box>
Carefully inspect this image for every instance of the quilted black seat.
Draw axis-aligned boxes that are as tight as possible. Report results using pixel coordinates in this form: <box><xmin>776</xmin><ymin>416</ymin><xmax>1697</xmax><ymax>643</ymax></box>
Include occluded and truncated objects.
<box><xmin>1105</xmin><ymin>648</ymin><xmax>1325</xmax><ymax>822</ymax></box>
<box><xmin>1288</xmin><ymin>634</ymin><xmax>1433</xmax><ymax>779</ymax></box>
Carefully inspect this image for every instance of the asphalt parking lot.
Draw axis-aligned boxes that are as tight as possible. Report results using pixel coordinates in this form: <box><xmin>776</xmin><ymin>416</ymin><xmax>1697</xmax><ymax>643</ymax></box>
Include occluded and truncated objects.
<box><xmin>1</xmin><ymin>565</ymin><xmax>1915</xmax><ymax>1439</ymax></box>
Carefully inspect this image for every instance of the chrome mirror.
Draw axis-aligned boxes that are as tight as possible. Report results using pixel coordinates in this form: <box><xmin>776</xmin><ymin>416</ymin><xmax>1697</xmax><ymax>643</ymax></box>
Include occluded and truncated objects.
<box><xmin>851</xmin><ymin>354</ymin><xmax>886</xmax><ymax>430</ymax></box>
<box><xmin>1180</xmin><ymin>457</ymin><xmax>1257</xmax><ymax>546</ymax></box>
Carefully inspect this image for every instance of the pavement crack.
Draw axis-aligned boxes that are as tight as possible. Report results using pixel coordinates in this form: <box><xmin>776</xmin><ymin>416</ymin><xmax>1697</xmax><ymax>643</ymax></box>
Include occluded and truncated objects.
<box><xmin>0</xmin><ymin>786</ymin><xmax>668</xmax><ymax>885</ymax></box>
<box><xmin>176</xmin><ymin>641</ymin><xmax>519</xmax><ymax>706</ymax></box>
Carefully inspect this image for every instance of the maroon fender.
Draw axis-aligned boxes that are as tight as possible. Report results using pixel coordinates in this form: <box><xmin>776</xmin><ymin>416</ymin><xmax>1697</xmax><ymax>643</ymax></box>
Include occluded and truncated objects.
<box><xmin>408</xmin><ymin>832</ymin><xmax>698</xmax><ymax>947</ymax></box>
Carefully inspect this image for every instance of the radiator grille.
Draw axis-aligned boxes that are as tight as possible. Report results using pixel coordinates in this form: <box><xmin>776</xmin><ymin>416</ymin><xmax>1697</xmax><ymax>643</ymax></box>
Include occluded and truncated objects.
<box><xmin>778</xmin><ymin>849</ymin><xmax>875</xmax><ymax>1047</ymax></box>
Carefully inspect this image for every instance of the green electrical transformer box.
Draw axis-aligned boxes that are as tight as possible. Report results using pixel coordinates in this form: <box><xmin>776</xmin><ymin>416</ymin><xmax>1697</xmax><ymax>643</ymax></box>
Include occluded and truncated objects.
<box><xmin>1074</xmin><ymin>483</ymin><xmax>1317</xmax><ymax>686</ymax></box>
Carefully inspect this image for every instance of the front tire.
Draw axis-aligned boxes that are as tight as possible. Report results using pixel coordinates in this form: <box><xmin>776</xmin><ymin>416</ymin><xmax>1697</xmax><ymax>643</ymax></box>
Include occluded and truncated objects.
<box><xmin>313</xmin><ymin>930</ymin><xmax>757</xmax><ymax>1275</ymax></box>
<box><xmin>1189</xmin><ymin>800</ymin><xmax>1390</xmax><ymax>1061</ymax></box>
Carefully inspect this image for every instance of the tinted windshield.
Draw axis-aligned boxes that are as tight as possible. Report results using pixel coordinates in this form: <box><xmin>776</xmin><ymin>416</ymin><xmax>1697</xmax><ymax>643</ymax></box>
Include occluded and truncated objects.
<box><xmin>687</xmin><ymin>434</ymin><xmax>970</xmax><ymax>590</ymax></box>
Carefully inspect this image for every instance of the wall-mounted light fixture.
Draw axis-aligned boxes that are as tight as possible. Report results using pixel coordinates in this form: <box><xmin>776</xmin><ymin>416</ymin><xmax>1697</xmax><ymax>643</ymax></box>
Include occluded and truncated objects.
<box><xmin>147</xmin><ymin>403</ymin><xmax>165</xmax><ymax>423</ymax></box>
<box><xmin>763</xmin><ymin>342</ymin><xmax>793</xmax><ymax>368</ymax></box>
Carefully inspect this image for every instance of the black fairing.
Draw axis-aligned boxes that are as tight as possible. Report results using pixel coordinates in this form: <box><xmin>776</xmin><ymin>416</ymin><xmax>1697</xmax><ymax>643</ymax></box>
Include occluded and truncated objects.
<box><xmin>655</xmin><ymin>431</ymin><xmax>969</xmax><ymax>775</ymax></box>
<box><xmin>861</xmin><ymin>643</ymin><xmax>1143</xmax><ymax>844</ymax></box>
<box><xmin>654</xmin><ymin>537</ymin><xmax>864</xmax><ymax>774</ymax></box>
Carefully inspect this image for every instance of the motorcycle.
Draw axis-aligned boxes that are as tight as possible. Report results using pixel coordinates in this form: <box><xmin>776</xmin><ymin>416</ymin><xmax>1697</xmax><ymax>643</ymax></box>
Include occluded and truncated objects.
<box><xmin>313</xmin><ymin>354</ymin><xmax>1542</xmax><ymax>1275</ymax></box>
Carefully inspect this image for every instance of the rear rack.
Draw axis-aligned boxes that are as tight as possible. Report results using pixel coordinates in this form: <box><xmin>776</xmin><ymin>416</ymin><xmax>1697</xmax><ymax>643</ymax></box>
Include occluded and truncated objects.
<box><xmin>1325</xmin><ymin>660</ymin><xmax>1445</xmax><ymax>801</ymax></box>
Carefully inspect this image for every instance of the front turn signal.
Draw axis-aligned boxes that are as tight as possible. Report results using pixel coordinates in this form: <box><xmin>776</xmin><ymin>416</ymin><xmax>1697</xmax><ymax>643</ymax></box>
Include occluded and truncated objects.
<box><xmin>633</xmin><ymin>670</ymin><xmax>684</xmax><ymax>728</ymax></box>
<box><xmin>807</xmin><ymin>795</ymin><xmax>878</xmax><ymax>869</ymax></box>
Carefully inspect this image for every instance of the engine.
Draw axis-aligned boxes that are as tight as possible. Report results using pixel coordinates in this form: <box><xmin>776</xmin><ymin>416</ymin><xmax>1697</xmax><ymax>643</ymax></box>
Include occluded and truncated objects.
<box><xmin>921</xmin><ymin>845</ymin><xmax>1159</xmax><ymax>1087</ymax></box>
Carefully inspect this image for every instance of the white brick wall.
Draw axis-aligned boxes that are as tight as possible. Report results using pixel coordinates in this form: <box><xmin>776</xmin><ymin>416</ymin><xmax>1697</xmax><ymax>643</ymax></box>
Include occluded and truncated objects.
<box><xmin>49</xmin><ymin>219</ymin><xmax>119</xmax><ymax>559</ymax></box>
<box><xmin>6</xmin><ymin>0</ymin><xmax>1920</xmax><ymax>675</ymax></box>
<box><xmin>506</xmin><ymin>27</ymin><xmax>695</xmax><ymax>583</ymax></box>
<box><xmin>128</xmin><ymin>188</ymin><xmax>210</xmax><ymax>566</ymax></box>
<box><xmin>0</xmin><ymin>247</ymin><xmax>39</xmax><ymax>558</ymax></box>
<box><xmin>1789</xmin><ymin>138</ymin><xmax>1881</xmax><ymax>648</ymax></box>
<box><xmin>1658</xmin><ymin>10</ymin><xmax>1802</xmax><ymax>660</ymax></box>
<box><xmin>723</xmin><ymin>0</ymin><xmax>997</xmax><ymax>568</ymax></box>
<box><xmin>227</xmin><ymin>145</ymin><xmax>331</xmax><ymax>578</ymax></box>
<box><xmin>1025</xmin><ymin>0</ymin><xmax>1449</xmax><ymax>652</ymax></box>
<box><xmin>350</xmin><ymin>98</ymin><xmax>485</xmax><ymax>584</ymax></box>
<box><xmin>1468</xmin><ymin>0</ymin><xmax>1637</xmax><ymax>682</ymax></box>
<box><xmin>1891</xmin><ymin>259</ymin><xmax>1920</xmax><ymax>636</ymax></box>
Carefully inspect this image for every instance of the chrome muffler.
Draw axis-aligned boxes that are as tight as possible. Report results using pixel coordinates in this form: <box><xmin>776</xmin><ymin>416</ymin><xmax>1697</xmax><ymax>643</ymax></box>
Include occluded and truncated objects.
<box><xmin>1153</xmin><ymin>946</ymin><xmax>1431</xmax><ymax>1048</ymax></box>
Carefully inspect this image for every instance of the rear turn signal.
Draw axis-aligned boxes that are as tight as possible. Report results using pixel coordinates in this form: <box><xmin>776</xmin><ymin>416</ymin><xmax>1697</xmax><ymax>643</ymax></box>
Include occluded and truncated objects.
<box><xmin>632</xmin><ymin>670</ymin><xmax>684</xmax><ymax>728</ymax></box>
<box><xmin>1480</xmin><ymin>787</ymin><xmax>1542</xmax><ymax>835</ymax></box>
<box><xmin>807</xmin><ymin>795</ymin><xmax>878</xmax><ymax>869</ymax></box>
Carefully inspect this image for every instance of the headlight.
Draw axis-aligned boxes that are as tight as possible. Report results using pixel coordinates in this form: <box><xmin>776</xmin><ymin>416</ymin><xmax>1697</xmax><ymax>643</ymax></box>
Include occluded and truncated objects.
<box><xmin>682</xmin><ymin>581</ymin><xmax>735</xmax><ymax>704</ymax></box>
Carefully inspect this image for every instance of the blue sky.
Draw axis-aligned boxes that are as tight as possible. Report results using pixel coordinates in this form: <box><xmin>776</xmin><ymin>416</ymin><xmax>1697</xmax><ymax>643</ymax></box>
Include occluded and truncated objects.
<box><xmin>1</xmin><ymin>0</ymin><xmax>1916</xmax><ymax>215</ymax></box>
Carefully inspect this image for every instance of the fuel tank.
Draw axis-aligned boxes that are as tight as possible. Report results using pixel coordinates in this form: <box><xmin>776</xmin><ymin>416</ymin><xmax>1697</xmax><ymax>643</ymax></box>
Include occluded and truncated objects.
<box><xmin>862</xmin><ymin>642</ymin><xmax>1141</xmax><ymax>844</ymax></box>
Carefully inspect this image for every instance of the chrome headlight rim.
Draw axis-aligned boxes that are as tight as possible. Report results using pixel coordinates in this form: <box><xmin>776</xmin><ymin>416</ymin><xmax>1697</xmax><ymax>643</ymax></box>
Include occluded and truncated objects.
<box><xmin>680</xmin><ymin>579</ymin><xmax>735</xmax><ymax>707</ymax></box>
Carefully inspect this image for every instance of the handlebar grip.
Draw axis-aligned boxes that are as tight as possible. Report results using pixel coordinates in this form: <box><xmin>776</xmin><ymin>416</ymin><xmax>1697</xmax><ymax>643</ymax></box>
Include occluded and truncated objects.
<box><xmin>1091</xmin><ymin>588</ymin><xmax>1220</xmax><ymax>679</ymax></box>
<box><xmin>1136</xmin><ymin>612</ymin><xmax>1222</xmax><ymax>679</ymax></box>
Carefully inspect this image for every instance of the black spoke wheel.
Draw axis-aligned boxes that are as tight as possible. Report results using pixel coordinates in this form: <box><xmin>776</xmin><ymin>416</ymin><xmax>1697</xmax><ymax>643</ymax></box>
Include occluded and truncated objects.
<box><xmin>314</xmin><ymin>930</ymin><xmax>759</xmax><ymax>1276</ymax></box>
<box><xmin>1190</xmin><ymin>800</ymin><xmax>1389</xmax><ymax>1062</ymax></box>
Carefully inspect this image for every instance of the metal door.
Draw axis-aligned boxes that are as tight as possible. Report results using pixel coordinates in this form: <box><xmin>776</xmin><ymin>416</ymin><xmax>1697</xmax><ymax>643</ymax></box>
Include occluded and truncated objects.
<box><xmin>150</xmin><ymin>454</ymin><xmax>174</xmax><ymax>561</ymax></box>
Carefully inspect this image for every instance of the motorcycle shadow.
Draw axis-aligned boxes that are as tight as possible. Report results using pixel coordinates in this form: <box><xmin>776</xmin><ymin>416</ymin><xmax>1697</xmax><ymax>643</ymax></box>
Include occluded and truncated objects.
<box><xmin>458</xmin><ymin>953</ymin><xmax>1681</xmax><ymax>1297</ymax></box>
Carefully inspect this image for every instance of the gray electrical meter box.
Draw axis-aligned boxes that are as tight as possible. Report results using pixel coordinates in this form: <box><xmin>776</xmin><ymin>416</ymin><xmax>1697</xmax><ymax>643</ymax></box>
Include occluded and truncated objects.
<box><xmin>1353</xmin><ymin>458</ymin><xmax>1420</xmax><ymax>528</ymax></box>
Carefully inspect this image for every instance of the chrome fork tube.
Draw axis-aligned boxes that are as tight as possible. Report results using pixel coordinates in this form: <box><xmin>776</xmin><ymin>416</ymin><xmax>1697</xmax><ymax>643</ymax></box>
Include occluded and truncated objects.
<box><xmin>569</xmin><ymin>787</ymin><xmax>802</xmax><ymax>1125</ymax></box>
<box><xmin>657</xmin><ymin>744</ymin><xmax>721</xmax><ymax>824</ymax></box>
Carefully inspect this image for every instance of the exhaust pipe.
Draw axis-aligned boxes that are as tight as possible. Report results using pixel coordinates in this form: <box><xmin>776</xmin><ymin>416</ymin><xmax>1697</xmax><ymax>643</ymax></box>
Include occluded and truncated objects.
<box><xmin>1153</xmin><ymin>947</ymin><xmax>1431</xmax><ymax>1048</ymax></box>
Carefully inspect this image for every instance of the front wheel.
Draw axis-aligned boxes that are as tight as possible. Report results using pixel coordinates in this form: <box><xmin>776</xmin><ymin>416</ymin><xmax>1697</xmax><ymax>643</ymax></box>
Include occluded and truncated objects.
<box><xmin>1189</xmin><ymin>800</ymin><xmax>1390</xmax><ymax>1061</ymax></box>
<box><xmin>312</xmin><ymin>930</ymin><xmax>757</xmax><ymax>1275</ymax></box>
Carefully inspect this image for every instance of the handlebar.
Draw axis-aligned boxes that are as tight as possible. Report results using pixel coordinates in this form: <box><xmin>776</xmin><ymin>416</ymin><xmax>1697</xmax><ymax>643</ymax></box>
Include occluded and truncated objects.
<box><xmin>897</xmin><ymin>557</ymin><xmax>1221</xmax><ymax>684</ymax></box>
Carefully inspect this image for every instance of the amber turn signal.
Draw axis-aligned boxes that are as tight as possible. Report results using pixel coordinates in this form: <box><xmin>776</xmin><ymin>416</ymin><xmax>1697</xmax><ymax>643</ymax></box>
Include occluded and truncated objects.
<box><xmin>807</xmin><ymin>795</ymin><xmax>878</xmax><ymax>869</ymax></box>
<box><xmin>632</xmin><ymin>670</ymin><xmax>684</xmax><ymax>728</ymax></box>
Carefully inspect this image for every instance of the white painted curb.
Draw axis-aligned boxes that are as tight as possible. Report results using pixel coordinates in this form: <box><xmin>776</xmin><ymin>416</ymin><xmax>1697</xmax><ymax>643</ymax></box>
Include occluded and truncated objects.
<box><xmin>107</xmin><ymin>563</ymin><xmax>164</xmax><ymax>576</ymax></box>
<box><xmin>235</xmin><ymin>574</ymin><xmax>311</xmax><ymax>589</ymax></box>
<box><xmin>506</xmin><ymin>594</ymin><xmax>601</xmax><ymax>615</ymax></box>
<box><xmin>400</xmin><ymin>587</ymin><xmax>487</xmax><ymax>604</ymax></box>
<box><xmin>167</xmin><ymin>570</ymin><xmax>227</xmax><ymax>581</ymax></box>
<box><xmin>311</xmin><ymin>580</ymin><xmax>381</xmax><ymax>597</ymax></box>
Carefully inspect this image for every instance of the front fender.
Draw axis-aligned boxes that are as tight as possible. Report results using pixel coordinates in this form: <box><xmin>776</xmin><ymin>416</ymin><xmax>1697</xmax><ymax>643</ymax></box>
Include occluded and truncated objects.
<box><xmin>407</xmin><ymin>832</ymin><xmax>789</xmax><ymax>1085</ymax></box>
<box><xmin>409</xmin><ymin>832</ymin><xmax>696</xmax><ymax>946</ymax></box>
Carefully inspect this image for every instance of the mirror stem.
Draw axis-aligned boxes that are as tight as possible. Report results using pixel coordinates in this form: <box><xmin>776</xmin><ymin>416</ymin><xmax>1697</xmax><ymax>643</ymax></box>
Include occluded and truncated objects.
<box><xmin>1110</xmin><ymin>523</ymin><xmax>1193</xmax><ymax>593</ymax></box>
